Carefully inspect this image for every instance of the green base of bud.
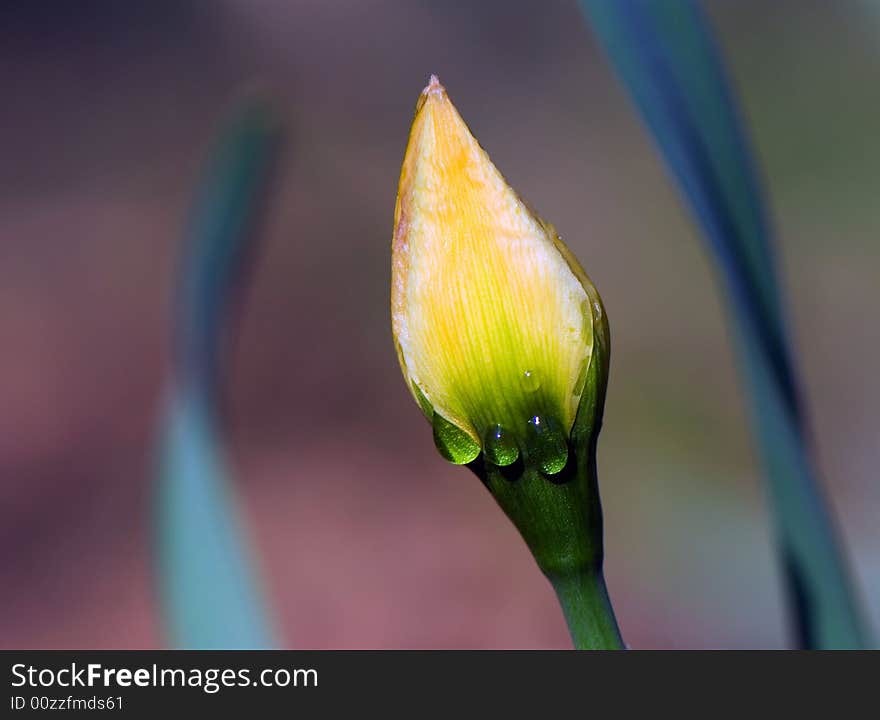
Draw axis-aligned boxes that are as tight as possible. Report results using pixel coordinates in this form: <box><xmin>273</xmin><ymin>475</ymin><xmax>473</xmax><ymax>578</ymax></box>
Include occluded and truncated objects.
<box><xmin>467</xmin><ymin>325</ymin><xmax>623</xmax><ymax>649</ymax></box>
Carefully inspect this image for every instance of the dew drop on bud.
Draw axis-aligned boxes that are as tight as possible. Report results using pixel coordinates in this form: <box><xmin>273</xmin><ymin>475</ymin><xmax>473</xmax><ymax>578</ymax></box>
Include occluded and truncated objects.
<box><xmin>524</xmin><ymin>415</ymin><xmax>568</xmax><ymax>474</ymax></box>
<box><xmin>521</xmin><ymin>370</ymin><xmax>541</xmax><ymax>393</ymax></box>
<box><xmin>483</xmin><ymin>424</ymin><xmax>520</xmax><ymax>466</ymax></box>
<box><xmin>432</xmin><ymin>413</ymin><xmax>480</xmax><ymax>464</ymax></box>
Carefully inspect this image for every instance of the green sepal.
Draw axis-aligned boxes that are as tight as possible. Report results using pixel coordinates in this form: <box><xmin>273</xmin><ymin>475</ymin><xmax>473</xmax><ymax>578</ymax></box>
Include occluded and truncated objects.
<box><xmin>468</xmin><ymin>297</ymin><xmax>610</xmax><ymax>578</ymax></box>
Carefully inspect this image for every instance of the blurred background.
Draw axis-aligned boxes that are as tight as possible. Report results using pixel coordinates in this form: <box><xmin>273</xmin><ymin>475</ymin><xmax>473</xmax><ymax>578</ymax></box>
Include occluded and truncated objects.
<box><xmin>1</xmin><ymin>0</ymin><xmax>878</xmax><ymax>649</ymax></box>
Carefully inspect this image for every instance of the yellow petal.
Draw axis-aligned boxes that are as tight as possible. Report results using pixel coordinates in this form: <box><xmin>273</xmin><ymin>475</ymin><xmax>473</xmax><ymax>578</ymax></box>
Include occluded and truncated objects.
<box><xmin>391</xmin><ymin>76</ymin><xmax>604</xmax><ymax>468</ymax></box>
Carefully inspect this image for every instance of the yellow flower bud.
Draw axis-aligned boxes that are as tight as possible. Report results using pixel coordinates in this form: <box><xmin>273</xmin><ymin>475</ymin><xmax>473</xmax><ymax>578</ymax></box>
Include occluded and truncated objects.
<box><xmin>391</xmin><ymin>76</ymin><xmax>608</xmax><ymax>473</ymax></box>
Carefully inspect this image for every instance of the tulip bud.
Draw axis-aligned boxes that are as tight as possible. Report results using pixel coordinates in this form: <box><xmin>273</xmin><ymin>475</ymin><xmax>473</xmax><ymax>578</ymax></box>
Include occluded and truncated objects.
<box><xmin>390</xmin><ymin>77</ymin><xmax>622</xmax><ymax>649</ymax></box>
<box><xmin>391</xmin><ymin>75</ymin><xmax>609</xmax><ymax>475</ymax></box>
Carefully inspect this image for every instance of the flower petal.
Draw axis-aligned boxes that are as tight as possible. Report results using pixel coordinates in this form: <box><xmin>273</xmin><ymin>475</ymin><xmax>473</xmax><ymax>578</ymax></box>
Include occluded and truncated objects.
<box><xmin>391</xmin><ymin>76</ymin><xmax>600</xmax><ymax>463</ymax></box>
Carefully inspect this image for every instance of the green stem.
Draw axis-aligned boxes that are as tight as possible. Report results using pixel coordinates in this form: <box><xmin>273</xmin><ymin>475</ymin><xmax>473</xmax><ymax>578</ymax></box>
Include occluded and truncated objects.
<box><xmin>477</xmin><ymin>442</ymin><xmax>626</xmax><ymax>649</ymax></box>
<box><xmin>549</xmin><ymin>568</ymin><xmax>624</xmax><ymax>650</ymax></box>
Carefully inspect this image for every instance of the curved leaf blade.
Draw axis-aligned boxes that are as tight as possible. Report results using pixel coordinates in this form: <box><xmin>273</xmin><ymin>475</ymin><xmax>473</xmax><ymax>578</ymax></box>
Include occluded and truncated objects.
<box><xmin>579</xmin><ymin>0</ymin><xmax>870</xmax><ymax>648</ymax></box>
<box><xmin>155</xmin><ymin>101</ymin><xmax>280</xmax><ymax>649</ymax></box>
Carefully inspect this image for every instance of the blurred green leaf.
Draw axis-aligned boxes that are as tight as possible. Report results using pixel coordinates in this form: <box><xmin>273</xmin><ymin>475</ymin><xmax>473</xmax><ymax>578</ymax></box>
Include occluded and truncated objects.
<box><xmin>155</xmin><ymin>101</ymin><xmax>280</xmax><ymax>649</ymax></box>
<box><xmin>579</xmin><ymin>0</ymin><xmax>870</xmax><ymax>648</ymax></box>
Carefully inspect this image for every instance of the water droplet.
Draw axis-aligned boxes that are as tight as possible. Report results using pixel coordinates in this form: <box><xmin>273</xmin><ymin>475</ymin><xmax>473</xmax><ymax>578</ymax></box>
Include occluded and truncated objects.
<box><xmin>432</xmin><ymin>414</ymin><xmax>480</xmax><ymax>464</ymax></box>
<box><xmin>521</xmin><ymin>370</ymin><xmax>541</xmax><ymax>393</ymax></box>
<box><xmin>524</xmin><ymin>415</ymin><xmax>568</xmax><ymax>474</ymax></box>
<box><xmin>483</xmin><ymin>424</ymin><xmax>519</xmax><ymax>466</ymax></box>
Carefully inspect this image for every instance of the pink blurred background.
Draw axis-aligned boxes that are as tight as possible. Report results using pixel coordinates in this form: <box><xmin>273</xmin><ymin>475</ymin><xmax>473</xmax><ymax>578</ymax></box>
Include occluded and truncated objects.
<box><xmin>1</xmin><ymin>0</ymin><xmax>878</xmax><ymax>648</ymax></box>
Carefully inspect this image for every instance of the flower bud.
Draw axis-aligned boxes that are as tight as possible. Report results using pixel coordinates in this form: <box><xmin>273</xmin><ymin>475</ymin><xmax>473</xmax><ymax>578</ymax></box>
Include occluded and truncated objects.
<box><xmin>391</xmin><ymin>76</ymin><xmax>608</xmax><ymax>476</ymax></box>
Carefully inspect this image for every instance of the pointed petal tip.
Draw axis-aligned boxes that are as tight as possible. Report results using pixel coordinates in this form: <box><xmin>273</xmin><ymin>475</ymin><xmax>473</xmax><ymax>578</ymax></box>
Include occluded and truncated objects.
<box><xmin>425</xmin><ymin>74</ymin><xmax>444</xmax><ymax>95</ymax></box>
<box><xmin>413</xmin><ymin>75</ymin><xmax>443</xmax><ymax>118</ymax></box>
<box><xmin>416</xmin><ymin>74</ymin><xmax>447</xmax><ymax>112</ymax></box>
